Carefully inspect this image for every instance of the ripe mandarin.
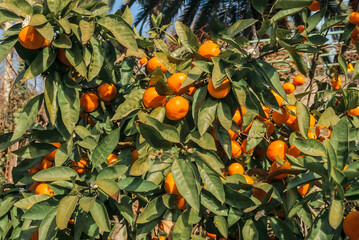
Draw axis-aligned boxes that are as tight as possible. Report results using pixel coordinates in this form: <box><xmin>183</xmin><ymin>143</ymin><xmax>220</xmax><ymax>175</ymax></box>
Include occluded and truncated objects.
<box><xmin>207</xmin><ymin>78</ymin><xmax>231</xmax><ymax>99</ymax></box>
<box><xmin>97</xmin><ymin>83</ymin><xmax>117</xmax><ymax>102</ymax></box>
<box><xmin>142</xmin><ymin>87</ymin><xmax>167</xmax><ymax>108</ymax></box>
<box><xmin>164</xmin><ymin>172</ymin><xmax>180</xmax><ymax>196</ymax></box>
<box><xmin>283</xmin><ymin>82</ymin><xmax>295</xmax><ymax>94</ymax></box>
<box><xmin>266</xmin><ymin>140</ymin><xmax>288</xmax><ymax>162</ymax></box>
<box><xmin>231</xmin><ymin>140</ymin><xmax>242</xmax><ymax>158</ymax></box>
<box><xmin>18</xmin><ymin>26</ymin><xmax>45</xmax><ymax>49</ymax></box>
<box><xmin>228</xmin><ymin>162</ymin><xmax>244</xmax><ymax>175</ymax></box>
<box><xmin>165</xmin><ymin>96</ymin><xmax>189</xmax><ymax>120</ymax></box>
<box><xmin>147</xmin><ymin>57</ymin><xmax>167</xmax><ymax>74</ymax></box>
<box><xmin>80</xmin><ymin>92</ymin><xmax>99</xmax><ymax>112</ymax></box>
<box><xmin>198</xmin><ymin>40</ymin><xmax>221</xmax><ymax>59</ymax></box>
<box><xmin>166</xmin><ymin>73</ymin><xmax>189</xmax><ymax>95</ymax></box>
<box><xmin>35</xmin><ymin>183</ymin><xmax>54</xmax><ymax>196</ymax></box>
<box><xmin>293</xmin><ymin>75</ymin><xmax>305</xmax><ymax>86</ymax></box>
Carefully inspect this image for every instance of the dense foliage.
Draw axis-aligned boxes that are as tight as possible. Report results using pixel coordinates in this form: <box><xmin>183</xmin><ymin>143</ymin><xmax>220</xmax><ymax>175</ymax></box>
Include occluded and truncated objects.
<box><xmin>0</xmin><ymin>0</ymin><xmax>359</xmax><ymax>239</ymax></box>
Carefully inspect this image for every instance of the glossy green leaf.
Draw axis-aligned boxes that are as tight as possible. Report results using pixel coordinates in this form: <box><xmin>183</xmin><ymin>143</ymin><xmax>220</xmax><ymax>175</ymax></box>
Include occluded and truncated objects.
<box><xmin>136</xmin><ymin>196</ymin><xmax>166</xmax><ymax>224</ymax></box>
<box><xmin>12</xmin><ymin>143</ymin><xmax>57</xmax><ymax>159</ymax></box>
<box><xmin>97</xmin><ymin>15</ymin><xmax>138</xmax><ymax>51</ymax></box>
<box><xmin>172</xmin><ymin>158</ymin><xmax>200</xmax><ymax>211</ymax></box>
<box><xmin>39</xmin><ymin>207</ymin><xmax>57</xmax><ymax>240</ymax></box>
<box><xmin>96</xmin><ymin>179</ymin><xmax>120</xmax><ymax>198</ymax></box>
<box><xmin>112</xmin><ymin>89</ymin><xmax>145</xmax><ymax>120</ymax></box>
<box><xmin>56</xmin><ymin>195</ymin><xmax>78</xmax><ymax>230</ymax></box>
<box><xmin>175</xmin><ymin>21</ymin><xmax>199</xmax><ymax>52</ymax></box>
<box><xmin>227</xmin><ymin>19</ymin><xmax>258</xmax><ymax>37</ymax></box>
<box><xmin>118</xmin><ymin>177</ymin><xmax>159</xmax><ymax>192</ymax></box>
<box><xmin>0</xmin><ymin>0</ymin><xmax>32</xmax><ymax>17</ymax></box>
<box><xmin>91</xmin><ymin>128</ymin><xmax>120</xmax><ymax>167</ymax></box>
<box><xmin>198</xmin><ymin>98</ymin><xmax>218</xmax><ymax>136</ymax></box>
<box><xmin>293</xmin><ymin>139</ymin><xmax>326</xmax><ymax>157</ymax></box>
<box><xmin>296</xmin><ymin>101</ymin><xmax>310</xmax><ymax>138</ymax></box>
<box><xmin>33</xmin><ymin>166</ymin><xmax>79</xmax><ymax>181</ymax></box>
<box><xmin>90</xmin><ymin>200</ymin><xmax>111</xmax><ymax>232</ymax></box>
<box><xmin>11</xmin><ymin>94</ymin><xmax>43</xmax><ymax>141</ymax></box>
<box><xmin>185</xmin><ymin>132</ymin><xmax>216</xmax><ymax>151</ymax></box>
<box><xmin>247</xmin><ymin>119</ymin><xmax>267</xmax><ymax>151</ymax></box>
<box><xmin>330</xmin><ymin>117</ymin><xmax>349</xmax><ymax>170</ymax></box>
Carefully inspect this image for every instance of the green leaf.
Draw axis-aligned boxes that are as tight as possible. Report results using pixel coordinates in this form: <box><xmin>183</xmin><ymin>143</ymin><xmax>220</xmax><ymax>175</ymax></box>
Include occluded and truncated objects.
<box><xmin>44</xmin><ymin>71</ymin><xmax>60</xmax><ymax>125</ymax></box>
<box><xmin>198</xmin><ymin>98</ymin><xmax>218</xmax><ymax>136</ymax></box>
<box><xmin>57</xmin><ymin>18</ymin><xmax>72</xmax><ymax>34</ymax></box>
<box><xmin>79</xmin><ymin>20</ymin><xmax>95</xmax><ymax>44</ymax></box>
<box><xmin>253</xmin><ymin>60</ymin><xmax>287</xmax><ymax>100</ymax></box>
<box><xmin>296</xmin><ymin>101</ymin><xmax>310</xmax><ymax>138</ymax></box>
<box><xmin>227</xmin><ymin>19</ymin><xmax>258</xmax><ymax>37</ymax></box>
<box><xmin>224</xmin><ymin>185</ymin><xmax>255</xmax><ymax>210</ymax></box>
<box><xmin>216</xmin><ymin>125</ymin><xmax>232</xmax><ymax>159</ymax></box>
<box><xmin>338</xmin><ymin>54</ymin><xmax>347</xmax><ymax>78</ymax></box>
<box><xmin>271</xmin><ymin>8</ymin><xmax>303</xmax><ymax>23</ymax></box>
<box><xmin>316</xmin><ymin>107</ymin><xmax>340</xmax><ymax>127</ymax></box>
<box><xmin>185</xmin><ymin>132</ymin><xmax>216</xmax><ymax>151</ymax></box>
<box><xmin>36</xmin><ymin>22</ymin><xmax>54</xmax><ymax>43</ymax></box>
<box><xmin>293</xmin><ymin>139</ymin><xmax>326</xmax><ymax>157</ymax></box>
<box><xmin>23</xmin><ymin>47</ymin><xmax>56</xmax><ymax>81</ymax></box>
<box><xmin>22</xmin><ymin>201</ymin><xmax>53</xmax><ymax>220</ymax></box>
<box><xmin>328</xmin><ymin>197</ymin><xmax>343</xmax><ymax>229</ymax></box>
<box><xmin>14</xmin><ymin>195</ymin><xmax>51</xmax><ymax>210</ymax></box>
<box><xmin>270</xmin><ymin>217</ymin><xmax>297</xmax><ymax>239</ymax></box>
<box><xmin>172</xmin><ymin>158</ymin><xmax>200</xmax><ymax>211</ymax></box>
<box><xmin>175</xmin><ymin>21</ymin><xmax>199</xmax><ymax>52</ymax></box>
<box><xmin>12</xmin><ymin>142</ymin><xmax>57</xmax><ymax>159</ymax></box>
<box><xmin>191</xmin><ymin>150</ymin><xmax>224</xmax><ymax>175</ymax></box>
<box><xmin>305</xmin><ymin>9</ymin><xmax>325</xmax><ymax>34</ymax></box>
<box><xmin>112</xmin><ymin>89</ymin><xmax>145</xmax><ymax>120</ymax></box>
<box><xmin>29</xmin><ymin>14</ymin><xmax>48</xmax><ymax>26</ymax></box>
<box><xmin>95</xmin><ymin>179</ymin><xmax>120</xmax><ymax>198</ymax></box>
<box><xmin>181</xmin><ymin>66</ymin><xmax>203</xmax><ymax>89</ymax></box>
<box><xmin>251</xmin><ymin>0</ymin><xmax>268</xmax><ymax>14</ymax></box>
<box><xmin>144</xmin><ymin>115</ymin><xmax>180</xmax><ymax>143</ymax></box>
<box><xmin>33</xmin><ymin>166</ymin><xmax>79</xmax><ymax>181</ymax></box>
<box><xmin>330</xmin><ymin>117</ymin><xmax>349</xmax><ymax>170</ymax></box>
<box><xmin>289</xmin><ymin>50</ymin><xmax>307</xmax><ymax>76</ymax></box>
<box><xmin>57</xmin><ymin>82</ymin><xmax>80</xmax><ymax>134</ymax></box>
<box><xmin>201</xmin><ymin>190</ymin><xmax>228</xmax><ymax>216</ymax></box>
<box><xmin>39</xmin><ymin>207</ymin><xmax>57</xmax><ymax>240</ymax></box>
<box><xmin>47</xmin><ymin>0</ymin><xmax>71</xmax><ymax>15</ymax></box>
<box><xmin>247</xmin><ymin>119</ymin><xmax>267</xmax><ymax>151</ymax></box>
<box><xmin>214</xmin><ymin>216</ymin><xmax>228</xmax><ymax>238</ymax></box>
<box><xmin>275</xmin><ymin>0</ymin><xmax>311</xmax><ymax>8</ymax></box>
<box><xmin>242</xmin><ymin>219</ymin><xmax>259</xmax><ymax>240</ymax></box>
<box><xmin>52</xmin><ymin>33</ymin><xmax>72</xmax><ymax>49</ymax></box>
<box><xmin>91</xmin><ymin>128</ymin><xmax>120</xmax><ymax>167</ymax></box>
<box><xmin>122</xmin><ymin>6</ymin><xmax>133</xmax><ymax>25</ymax></box>
<box><xmin>0</xmin><ymin>194</ymin><xmax>17</xmax><ymax>218</ymax></box>
<box><xmin>11</xmin><ymin>94</ymin><xmax>43</xmax><ymax>141</ymax></box>
<box><xmin>90</xmin><ymin>200</ymin><xmax>111</xmax><ymax>232</ymax></box>
<box><xmin>217</xmin><ymin>102</ymin><xmax>232</xmax><ymax>130</ymax></box>
<box><xmin>308</xmin><ymin>35</ymin><xmax>329</xmax><ymax>45</ymax></box>
<box><xmin>320</xmin><ymin>16</ymin><xmax>346</xmax><ymax>33</ymax></box>
<box><xmin>54</xmin><ymin>138</ymin><xmax>73</xmax><ymax>166</ymax></box>
<box><xmin>155</xmin><ymin>52</ymin><xmax>182</xmax><ymax>74</ymax></box>
<box><xmin>286</xmin><ymin>172</ymin><xmax>321</xmax><ymax>190</ymax></box>
<box><xmin>0</xmin><ymin>35</ymin><xmax>17</xmax><ymax>63</ymax></box>
<box><xmin>0</xmin><ymin>9</ymin><xmax>22</xmax><ymax>24</ymax></box>
<box><xmin>87</xmin><ymin>38</ymin><xmax>104</xmax><ymax>81</ymax></box>
<box><xmin>136</xmin><ymin>196</ymin><xmax>166</xmax><ymax>224</ymax></box>
<box><xmin>118</xmin><ymin>177</ymin><xmax>159</xmax><ymax>192</ymax></box>
<box><xmin>56</xmin><ymin>195</ymin><xmax>78</xmax><ymax>230</ymax></box>
<box><xmin>212</xmin><ymin>57</ymin><xmax>226</xmax><ymax>86</ymax></box>
<box><xmin>192</xmin><ymin>86</ymin><xmax>207</xmax><ymax>126</ymax></box>
<box><xmin>97</xmin><ymin>15</ymin><xmax>138</xmax><ymax>52</ymax></box>
<box><xmin>97</xmin><ymin>164</ymin><xmax>128</xmax><ymax>180</ymax></box>
<box><xmin>172</xmin><ymin>211</ymin><xmax>192</xmax><ymax>239</ymax></box>
<box><xmin>79</xmin><ymin>197</ymin><xmax>96</xmax><ymax>213</ymax></box>
<box><xmin>0</xmin><ymin>0</ymin><xmax>32</xmax><ymax>17</ymax></box>
<box><xmin>196</xmin><ymin>160</ymin><xmax>225</xmax><ymax>203</ymax></box>
<box><xmin>307</xmin><ymin>210</ymin><xmax>334</xmax><ymax>240</ymax></box>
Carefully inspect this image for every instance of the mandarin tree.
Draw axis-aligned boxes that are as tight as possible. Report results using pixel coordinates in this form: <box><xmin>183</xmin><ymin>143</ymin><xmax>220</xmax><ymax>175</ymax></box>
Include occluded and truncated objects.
<box><xmin>0</xmin><ymin>0</ymin><xmax>359</xmax><ymax>240</ymax></box>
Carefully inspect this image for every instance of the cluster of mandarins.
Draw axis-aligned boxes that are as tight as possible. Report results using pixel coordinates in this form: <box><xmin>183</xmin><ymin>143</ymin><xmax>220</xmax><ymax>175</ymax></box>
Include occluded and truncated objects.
<box><xmin>350</xmin><ymin>11</ymin><xmax>359</xmax><ymax>45</ymax></box>
<box><xmin>139</xmin><ymin>40</ymin><xmax>221</xmax><ymax>121</ymax></box>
